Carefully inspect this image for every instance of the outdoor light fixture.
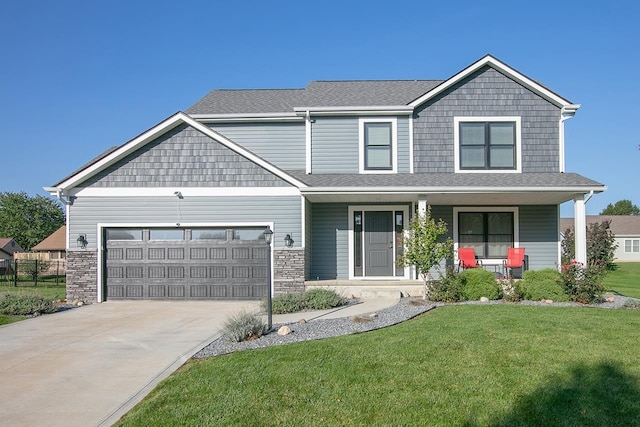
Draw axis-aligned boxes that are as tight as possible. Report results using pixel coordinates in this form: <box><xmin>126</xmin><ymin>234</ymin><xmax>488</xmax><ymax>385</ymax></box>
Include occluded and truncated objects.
<box><xmin>76</xmin><ymin>234</ymin><xmax>88</xmax><ymax>249</ymax></box>
<box><xmin>174</xmin><ymin>191</ymin><xmax>183</xmax><ymax>199</ymax></box>
<box><xmin>284</xmin><ymin>233</ymin><xmax>293</xmax><ymax>247</ymax></box>
<box><xmin>263</xmin><ymin>226</ymin><xmax>274</xmax><ymax>330</ymax></box>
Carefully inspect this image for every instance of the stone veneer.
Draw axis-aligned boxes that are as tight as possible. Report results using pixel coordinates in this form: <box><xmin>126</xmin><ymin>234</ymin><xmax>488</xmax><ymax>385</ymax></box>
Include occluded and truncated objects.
<box><xmin>273</xmin><ymin>248</ymin><xmax>305</xmax><ymax>294</ymax></box>
<box><xmin>66</xmin><ymin>250</ymin><xmax>98</xmax><ymax>303</ymax></box>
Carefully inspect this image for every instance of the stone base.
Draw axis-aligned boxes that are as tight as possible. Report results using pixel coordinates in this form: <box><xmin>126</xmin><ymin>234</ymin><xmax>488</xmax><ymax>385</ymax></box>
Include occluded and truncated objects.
<box><xmin>66</xmin><ymin>250</ymin><xmax>98</xmax><ymax>303</ymax></box>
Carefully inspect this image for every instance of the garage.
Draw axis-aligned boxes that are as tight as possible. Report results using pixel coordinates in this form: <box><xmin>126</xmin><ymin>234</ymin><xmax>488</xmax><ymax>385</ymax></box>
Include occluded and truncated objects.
<box><xmin>104</xmin><ymin>227</ymin><xmax>270</xmax><ymax>300</ymax></box>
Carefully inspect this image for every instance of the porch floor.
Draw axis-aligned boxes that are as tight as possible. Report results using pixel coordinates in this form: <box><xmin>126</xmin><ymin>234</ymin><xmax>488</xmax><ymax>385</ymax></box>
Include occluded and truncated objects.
<box><xmin>305</xmin><ymin>279</ymin><xmax>425</xmax><ymax>299</ymax></box>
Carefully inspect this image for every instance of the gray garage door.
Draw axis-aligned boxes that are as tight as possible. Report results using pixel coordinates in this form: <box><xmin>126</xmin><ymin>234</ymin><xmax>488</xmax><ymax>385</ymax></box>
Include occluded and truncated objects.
<box><xmin>104</xmin><ymin>227</ymin><xmax>269</xmax><ymax>300</ymax></box>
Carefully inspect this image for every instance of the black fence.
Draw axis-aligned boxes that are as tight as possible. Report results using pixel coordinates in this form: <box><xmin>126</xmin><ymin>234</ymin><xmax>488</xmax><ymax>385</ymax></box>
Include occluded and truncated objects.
<box><xmin>0</xmin><ymin>259</ymin><xmax>66</xmax><ymax>287</ymax></box>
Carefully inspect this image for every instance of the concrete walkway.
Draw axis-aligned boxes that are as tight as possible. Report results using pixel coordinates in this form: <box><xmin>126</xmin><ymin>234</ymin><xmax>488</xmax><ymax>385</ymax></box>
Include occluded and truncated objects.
<box><xmin>0</xmin><ymin>298</ymin><xmax>398</xmax><ymax>427</ymax></box>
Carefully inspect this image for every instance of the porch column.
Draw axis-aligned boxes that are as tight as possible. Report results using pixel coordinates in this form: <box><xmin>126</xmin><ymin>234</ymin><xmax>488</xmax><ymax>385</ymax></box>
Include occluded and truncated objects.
<box><xmin>573</xmin><ymin>195</ymin><xmax>587</xmax><ymax>265</ymax></box>
<box><xmin>418</xmin><ymin>197</ymin><xmax>428</xmax><ymax>217</ymax></box>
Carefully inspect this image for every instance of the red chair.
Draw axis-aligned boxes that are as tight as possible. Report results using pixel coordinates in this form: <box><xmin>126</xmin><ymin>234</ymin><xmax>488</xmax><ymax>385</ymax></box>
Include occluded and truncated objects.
<box><xmin>503</xmin><ymin>247</ymin><xmax>526</xmax><ymax>278</ymax></box>
<box><xmin>458</xmin><ymin>247</ymin><xmax>482</xmax><ymax>271</ymax></box>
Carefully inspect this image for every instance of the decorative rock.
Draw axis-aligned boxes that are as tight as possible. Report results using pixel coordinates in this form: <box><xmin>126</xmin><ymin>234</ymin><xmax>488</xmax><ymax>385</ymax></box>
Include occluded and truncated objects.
<box><xmin>606</xmin><ymin>296</ymin><xmax>615</xmax><ymax>303</ymax></box>
<box><xmin>76</xmin><ymin>301</ymin><xmax>84</xmax><ymax>306</ymax></box>
<box><xmin>277</xmin><ymin>326</ymin><xmax>292</xmax><ymax>336</ymax></box>
<box><xmin>544</xmin><ymin>299</ymin><xmax>553</xmax><ymax>304</ymax></box>
<box><xmin>298</xmin><ymin>318</ymin><xmax>307</xmax><ymax>324</ymax></box>
<box><xmin>347</xmin><ymin>294</ymin><xmax>356</xmax><ymax>300</ymax></box>
<box><xmin>369</xmin><ymin>312</ymin><xmax>378</xmax><ymax>318</ymax></box>
<box><xmin>480</xmin><ymin>297</ymin><xmax>489</xmax><ymax>302</ymax></box>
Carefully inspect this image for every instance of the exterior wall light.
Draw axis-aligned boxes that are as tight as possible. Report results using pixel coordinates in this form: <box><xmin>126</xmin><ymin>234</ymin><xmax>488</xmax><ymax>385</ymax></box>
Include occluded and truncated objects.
<box><xmin>76</xmin><ymin>234</ymin><xmax>88</xmax><ymax>249</ymax></box>
<box><xmin>284</xmin><ymin>234</ymin><xmax>293</xmax><ymax>247</ymax></box>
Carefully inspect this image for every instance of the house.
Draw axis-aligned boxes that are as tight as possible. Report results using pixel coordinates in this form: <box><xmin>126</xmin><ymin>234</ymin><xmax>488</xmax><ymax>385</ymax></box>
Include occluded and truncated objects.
<box><xmin>31</xmin><ymin>225</ymin><xmax>67</xmax><ymax>261</ymax></box>
<box><xmin>0</xmin><ymin>238</ymin><xmax>23</xmax><ymax>273</ymax></box>
<box><xmin>45</xmin><ymin>55</ymin><xmax>606</xmax><ymax>303</ymax></box>
<box><xmin>561</xmin><ymin>215</ymin><xmax>640</xmax><ymax>262</ymax></box>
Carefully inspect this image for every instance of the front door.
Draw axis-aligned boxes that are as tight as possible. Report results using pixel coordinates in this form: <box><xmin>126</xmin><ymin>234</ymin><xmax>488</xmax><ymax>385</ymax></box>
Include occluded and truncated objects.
<box><xmin>364</xmin><ymin>211</ymin><xmax>393</xmax><ymax>276</ymax></box>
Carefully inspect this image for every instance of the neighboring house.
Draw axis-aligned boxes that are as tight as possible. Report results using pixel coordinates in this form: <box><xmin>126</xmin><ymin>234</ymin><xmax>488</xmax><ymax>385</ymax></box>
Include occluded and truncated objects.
<box><xmin>561</xmin><ymin>216</ymin><xmax>640</xmax><ymax>262</ymax></box>
<box><xmin>0</xmin><ymin>238</ymin><xmax>23</xmax><ymax>273</ymax></box>
<box><xmin>45</xmin><ymin>54</ymin><xmax>606</xmax><ymax>303</ymax></box>
<box><xmin>31</xmin><ymin>225</ymin><xmax>67</xmax><ymax>261</ymax></box>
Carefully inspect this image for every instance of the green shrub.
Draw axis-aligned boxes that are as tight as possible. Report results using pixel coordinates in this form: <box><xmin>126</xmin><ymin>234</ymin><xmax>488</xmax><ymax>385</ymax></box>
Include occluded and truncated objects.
<box><xmin>269</xmin><ymin>289</ymin><xmax>345</xmax><ymax>314</ymax></box>
<box><xmin>521</xmin><ymin>268</ymin><xmax>561</xmax><ymax>283</ymax></box>
<box><xmin>429</xmin><ymin>268</ymin><xmax>465</xmax><ymax>302</ymax></box>
<box><xmin>461</xmin><ymin>269</ymin><xmax>500</xmax><ymax>300</ymax></box>
<box><xmin>523</xmin><ymin>279</ymin><xmax>570</xmax><ymax>302</ymax></box>
<box><xmin>560</xmin><ymin>261</ymin><xmax>605</xmax><ymax>304</ymax></box>
<box><xmin>0</xmin><ymin>293</ymin><xmax>57</xmax><ymax>316</ymax></box>
<box><xmin>303</xmin><ymin>288</ymin><xmax>345</xmax><ymax>310</ymax></box>
<box><xmin>222</xmin><ymin>310</ymin><xmax>267</xmax><ymax>342</ymax></box>
<box><xmin>499</xmin><ymin>278</ymin><xmax>523</xmax><ymax>302</ymax></box>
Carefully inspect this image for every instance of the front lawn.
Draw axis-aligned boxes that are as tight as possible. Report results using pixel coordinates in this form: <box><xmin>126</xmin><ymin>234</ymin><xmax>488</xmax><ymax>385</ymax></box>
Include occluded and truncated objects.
<box><xmin>0</xmin><ymin>284</ymin><xmax>66</xmax><ymax>301</ymax></box>
<box><xmin>604</xmin><ymin>262</ymin><xmax>640</xmax><ymax>298</ymax></box>
<box><xmin>116</xmin><ymin>305</ymin><xmax>640</xmax><ymax>426</ymax></box>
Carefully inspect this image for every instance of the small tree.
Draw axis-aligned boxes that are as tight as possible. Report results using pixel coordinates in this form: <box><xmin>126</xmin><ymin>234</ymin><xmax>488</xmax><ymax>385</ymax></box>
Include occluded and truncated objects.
<box><xmin>561</xmin><ymin>220</ymin><xmax>617</xmax><ymax>270</ymax></box>
<box><xmin>398</xmin><ymin>206</ymin><xmax>453</xmax><ymax>298</ymax></box>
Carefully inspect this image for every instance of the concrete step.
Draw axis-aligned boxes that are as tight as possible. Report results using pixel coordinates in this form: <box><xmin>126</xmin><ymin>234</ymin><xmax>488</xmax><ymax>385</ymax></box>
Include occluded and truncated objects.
<box><xmin>305</xmin><ymin>281</ymin><xmax>426</xmax><ymax>299</ymax></box>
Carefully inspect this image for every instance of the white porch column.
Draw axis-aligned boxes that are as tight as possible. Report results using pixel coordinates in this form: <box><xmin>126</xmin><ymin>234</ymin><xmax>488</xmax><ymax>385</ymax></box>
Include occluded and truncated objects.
<box><xmin>573</xmin><ymin>196</ymin><xmax>587</xmax><ymax>264</ymax></box>
<box><xmin>418</xmin><ymin>197</ymin><xmax>428</xmax><ymax>218</ymax></box>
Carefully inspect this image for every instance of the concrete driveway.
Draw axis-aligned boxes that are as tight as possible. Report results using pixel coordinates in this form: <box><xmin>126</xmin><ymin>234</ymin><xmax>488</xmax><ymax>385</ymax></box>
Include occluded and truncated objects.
<box><xmin>0</xmin><ymin>300</ymin><xmax>260</xmax><ymax>427</ymax></box>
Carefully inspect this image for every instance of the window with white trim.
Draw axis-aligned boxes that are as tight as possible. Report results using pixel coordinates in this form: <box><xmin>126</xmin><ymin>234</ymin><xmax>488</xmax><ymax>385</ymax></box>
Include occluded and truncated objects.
<box><xmin>359</xmin><ymin>118</ymin><xmax>397</xmax><ymax>173</ymax></box>
<box><xmin>454</xmin><ymin>117</ymin><xmax>521</xmax><ymax>172</ymax></box>
<box><xmin>624</xmin><ymin>239</ymin><xmax>640</xmax><ymax>253</ymax></box>
<box><xmin>454</xmin><ymin>207</ymin><xmax>519</xmax><ymax>260</ymax></box>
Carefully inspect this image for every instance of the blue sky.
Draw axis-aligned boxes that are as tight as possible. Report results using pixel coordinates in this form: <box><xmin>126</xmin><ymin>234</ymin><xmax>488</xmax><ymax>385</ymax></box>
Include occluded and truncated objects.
<box><xmin>1</xmin><ymin>0</ymin><xmax>638</xmax><ymax>217</ymax></box>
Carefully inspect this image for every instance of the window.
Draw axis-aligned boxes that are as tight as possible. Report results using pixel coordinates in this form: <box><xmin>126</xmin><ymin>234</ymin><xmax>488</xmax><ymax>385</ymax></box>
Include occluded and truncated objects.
<box><xmin>458</xmin><ymin>211</ymin><xmax>514</xmax><ymax>258</ymax></box>
<box><xmin>454</xmin><ymin>117</ymin><xmax>521</xmax><ymax>172</ymax></box>
<box><xmin>106</xmin><ymin>229</ymin><xmax>143</xmax><ymax>241</ymax></box>
<box><xmin>625</xmin><ymin>239</ymin><xmax>640</xmax><ymax>253</ymax></box>
<box><xmin>191</xmin><ymin>229</ymin><xmax>227</xmax><ymax>240</ymax></box>
<box><xmin>359</xmin><ymin>118</ymin><xmax>397</xmax><ymax>173</ymax></box>
<box><xmin>149</xmin><ymin>229</ymin><xmax>184</xmax><ymax>240</ymax></box>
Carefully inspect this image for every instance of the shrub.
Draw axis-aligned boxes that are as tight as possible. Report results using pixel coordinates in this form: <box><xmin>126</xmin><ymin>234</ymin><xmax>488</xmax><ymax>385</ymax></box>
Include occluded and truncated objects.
<box><xmin>560</xmin><ymin>261</ymin><xmax>605</xmax><ymax>304</ymax></box>
<box><xmin>303</xmin><ymin>288</ymin><xmax>345</xmax><ymax>310</ymax></box>
<box><xmin>519</xmin><ymin>269</ymin><xmax>569</xmax><ymax>302</ymax></box>
<box><xmin>222</xmin><ymin>310</ymin><xmax>267</xmax><ymax>342</ymax></box>
<box><xmin>460</xmin><ymin>268</ymin><xmax>500</xmax><ymax>300</ymax></box>
<box><xmin>499</xmin><ymin>278</ymin><xmax>522</xmax><ymax>302</ymax></box>
<box><xmin>269</xmin><ymin>289</ymin><xmax>345</xmax><ymax>314</ymax></box>
<box><xmin>0</xmin><ymin>293</ymin><xmax>56</xmax><ymax>316</ymax></box>
<box><xmin>429</xmin><ymin>268</ymin><xmax>465</xmax><ymax>302</ymax></box>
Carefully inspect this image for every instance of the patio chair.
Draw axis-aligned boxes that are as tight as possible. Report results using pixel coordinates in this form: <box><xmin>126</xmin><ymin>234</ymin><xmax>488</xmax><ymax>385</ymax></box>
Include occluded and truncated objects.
<box><xmin>458</xmin><ymin>247</ymin><xmax>482</xmax><ymax>271</ymax></box>
<box><xmin>503</xmin><ymin>247</ymin><xmax>526</xmax><ymax>278</ymax></box>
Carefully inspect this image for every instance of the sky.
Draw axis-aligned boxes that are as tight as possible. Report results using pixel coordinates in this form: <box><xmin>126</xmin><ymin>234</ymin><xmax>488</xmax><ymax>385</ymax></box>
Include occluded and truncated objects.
<box><xmin>1</xmin><ymin>0</ymin><xmax>638</xmax><ymax>217</ymax></box>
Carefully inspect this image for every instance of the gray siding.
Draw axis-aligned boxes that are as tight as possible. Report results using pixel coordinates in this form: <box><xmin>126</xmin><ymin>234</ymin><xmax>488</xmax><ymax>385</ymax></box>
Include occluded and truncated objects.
<box><xmin>414</xmin><ymin>66</ymin><xmax>561</xmax><ymax>173</ymax></box>
<box><xmin>311</xmin><ymin>117</ymin><xmax>359</xmax><ymax>173</ymax></box>
<box><xmin>519</xmin><ymin>205</ymin><xmax>559</xmax><ymax>270</ymax></box>
<box><xmin>209</xmin><ymin>122</ymin><xmax>305</xmax><ymax>170</ymax></box>
<box><xmin>83</xmin><ymin>124</ymin><xmax>291</xmax><ymax>187</ymax></box>
<box><xmin>310</xmin><ymin>203</ymin><xmax>349</xmax><ymax>279</ymax></box>
<box><xmin>311</xmin><ymin>116</ymin><xmax>411</xmax><ymax>173</ymax></box>
<box><xmin>69</xmin><ymin>195</ymin><xmax>302</xmax><ymax>251</ymax></box>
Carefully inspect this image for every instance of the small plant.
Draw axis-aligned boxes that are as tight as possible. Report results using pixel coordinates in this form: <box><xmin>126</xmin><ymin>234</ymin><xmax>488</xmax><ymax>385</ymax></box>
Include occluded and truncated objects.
<box><xmin>519</xmin><ymin>269</ymin><xmax>569</xmax><ymax>302</ymax></box>
<box><xmin>429</xmin><ymin>267</ymin><xmax>465</xmax><ymax>302</ymax></box>
<box><xmin>221</xmin><ymin>310</ymin><xmax>267</xmax><ymax>343</ymax></box>
<box><xmin>460</xmin><ymin>269</ymin><xmax>500</xmax><ymax>301</ymax></box>
<box><xmin>0</xmin><ymin>293</ymin><xmax>56</xmax><ymax>316</ymax></box>
<box><xmin>270</xmin><ymin>292</ymin><xmax>307</xmax><ymax>314</ymax></box>
<box><xmin>499</xmin><ymin>277</ymin><xmax>522</xmax><ymax>302</ymax></box>
<box><xmin>303</xmin><ymin>288</ymin><xmax>345</xmax><ymax>310</ymax></box>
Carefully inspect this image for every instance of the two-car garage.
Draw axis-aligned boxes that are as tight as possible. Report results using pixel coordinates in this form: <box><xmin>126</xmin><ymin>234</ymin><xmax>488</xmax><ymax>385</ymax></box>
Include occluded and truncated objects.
<box><xmin>104</xmin><ymin>227</ymin><xmax>270</xmax><ymax>300</ymax></box>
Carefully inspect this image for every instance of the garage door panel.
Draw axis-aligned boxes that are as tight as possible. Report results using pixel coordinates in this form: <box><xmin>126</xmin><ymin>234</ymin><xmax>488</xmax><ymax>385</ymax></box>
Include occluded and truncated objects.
<box><xmin>105</xmin><ymin>227</ymin><xmax>269</xmax><ymax>300</ymax></box>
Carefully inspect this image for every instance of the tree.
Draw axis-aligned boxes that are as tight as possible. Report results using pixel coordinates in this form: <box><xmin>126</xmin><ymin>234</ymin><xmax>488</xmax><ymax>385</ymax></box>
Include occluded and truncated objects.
<box><xmin>600</xmin><ymin>199</ymin><xmax>640</xmax><ymax>215</ymax></box>
<box><xmin>397</xmin><ymin>206</ymin><xmax>453</xmax><ymax>297</ymax></box>
<box><xmin>0</xmin><ymin>192</ymin><xmax>64</xmax><ymax>251</ymax></box>
<box><xmin>561</xmin><ymin>220</ymin><xmax>617</xmax><ymax>270</ymax></box>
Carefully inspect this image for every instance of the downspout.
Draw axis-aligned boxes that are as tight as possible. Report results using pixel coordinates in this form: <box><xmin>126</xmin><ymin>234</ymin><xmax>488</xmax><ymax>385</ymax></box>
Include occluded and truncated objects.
<box><xmin>559</xmin><ymin>104</ymin><xmax>580</xmax><ymax>173</ymax></box>
<box><xmin>305</xmin><ymin>110</ymin><xmax>312</xmax><ymax>174</ymax></box>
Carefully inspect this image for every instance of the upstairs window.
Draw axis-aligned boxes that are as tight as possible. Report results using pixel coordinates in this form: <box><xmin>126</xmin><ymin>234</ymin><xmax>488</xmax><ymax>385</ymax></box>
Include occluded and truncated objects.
<box><xmin>359</xmin><ymin>118</ymin><xmax>397</xmax><ymax>173</ymax></box>
<box><xmin>454</xmin><ymin>117</ymin><xmax>521</xmax><ymax>172</ymax></box>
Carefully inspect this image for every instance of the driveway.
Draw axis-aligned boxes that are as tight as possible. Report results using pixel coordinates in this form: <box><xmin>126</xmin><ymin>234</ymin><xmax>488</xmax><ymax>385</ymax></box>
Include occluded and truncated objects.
<box><xmin>0</xmin><ymin>300</ymin><xmax>260</xmax><ymax>427</ymax></box>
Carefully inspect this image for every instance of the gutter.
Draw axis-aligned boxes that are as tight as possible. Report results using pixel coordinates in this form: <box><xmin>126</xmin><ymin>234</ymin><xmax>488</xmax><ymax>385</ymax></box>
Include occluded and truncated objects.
<box><xmin>44</xmin><ymin>187</ymin><xmax>75</xmax><ymax>206</ymax></box>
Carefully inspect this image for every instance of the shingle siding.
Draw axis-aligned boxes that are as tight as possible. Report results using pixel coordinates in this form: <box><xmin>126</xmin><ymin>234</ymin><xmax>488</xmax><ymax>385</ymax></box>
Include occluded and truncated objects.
<box><xmin>414</xmin><ymin>66</ymin><xmax>561</xmax><ymax>173</ymax></box>
<box><xmin>83</xmin><ymin>124</ymin><xmax>292</xmax><ymax>188</ymax></box>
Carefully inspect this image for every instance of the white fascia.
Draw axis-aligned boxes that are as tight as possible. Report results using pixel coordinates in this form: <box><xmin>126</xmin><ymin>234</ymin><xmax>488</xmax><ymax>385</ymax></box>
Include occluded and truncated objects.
<box><xmin>191</xmin><ymin>113</ymin><xmax>303</xmax><ymax>123</ymax></box>
<box><xmin>51</xmin><ymin>112</ymin><xmax>307</xmax><ymax>193</ymax></box>
<box><xmin>70</xmin><ymin>187</ymin><xmax>301</xmax><ymax>197</ymax></box>
<box><xmin>294</xmin><ymin>106</ymin><xmax>413</xmax><ymax>116</ymax></box>
<box><xmin>301</xmin><ymin>186</ymin><xmax>606</xmax><ymax>195</ymax></box>
<box><xmin>409</xmin><ymin>55</ymin><xmax>573</xmax><ymax>109</ymax></box>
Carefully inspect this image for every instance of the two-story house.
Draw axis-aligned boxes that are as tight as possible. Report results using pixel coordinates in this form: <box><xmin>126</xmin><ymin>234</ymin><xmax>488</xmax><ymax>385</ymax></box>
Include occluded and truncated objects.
<box><xmin>46</xmin><ymin>55</ymin><xmax>605</xmax><ymax>303</ymax></box>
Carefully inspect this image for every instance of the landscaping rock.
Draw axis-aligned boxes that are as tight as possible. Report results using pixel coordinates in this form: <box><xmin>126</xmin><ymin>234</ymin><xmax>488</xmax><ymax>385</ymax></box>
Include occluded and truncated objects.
<box><xmin>480</xmin><ymin>297</ymin><xmax>489</xmax><ymax>302</ymax></box>
<box><xmin>298</xmin><ymin>318</ymin><xmax>307</xmax><ymax>324</ymax></box>
<box><xmin>606</xmin><ymin>296</ymin><xmax>615</xmax><ymax>303</ymax></box>
<box><xmin>277</xmin><ymin>326</ymin><xmax>292</xmax><ymax>336</ymax></box>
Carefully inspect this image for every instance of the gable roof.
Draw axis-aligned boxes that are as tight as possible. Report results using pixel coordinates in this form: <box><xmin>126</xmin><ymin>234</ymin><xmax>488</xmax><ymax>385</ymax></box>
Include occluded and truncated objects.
<box><xmin>560</xmin><ymin>215</ymin><xmax>640</xmax><ymax>236</ymax></box>
<box><xmin>187</xmin><ymin>54</ymin><xmax>576</xmax><ymax>116</ymax></box>
<box><xmin>0</xmin><ymin>238</ymin><xmax>23</xmax><ymax>255</ymax></box>
<box><xmin>32</xmin><ymin>226</ymin><xmax>66</xmax><ymax>251</ymax></box>
<box><xmin>47</xmin><ymin>112</ymin><xmax>307</xmax><ymax>192</ymax></box>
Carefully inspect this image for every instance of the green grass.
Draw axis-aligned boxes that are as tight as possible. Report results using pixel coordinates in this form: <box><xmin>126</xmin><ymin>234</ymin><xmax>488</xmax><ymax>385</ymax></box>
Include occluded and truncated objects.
<box><xmin>604</xmin><ymin>262</ymin><xmax>640</xmax><ymax>298</ymax></box>
<box><xmin>0</xmin><ymin>314</ymin><xmax>24</xmax><ymax>325</ymax></box>
<box><xmin>116</xmin><ymin>305</ymin><xmax>640</xmax><ymax>427</ymax></box>
<box><xmin>0</xmin><ymin>284</ymin><xmax>66</xmax><ymax>301</ymax></box>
